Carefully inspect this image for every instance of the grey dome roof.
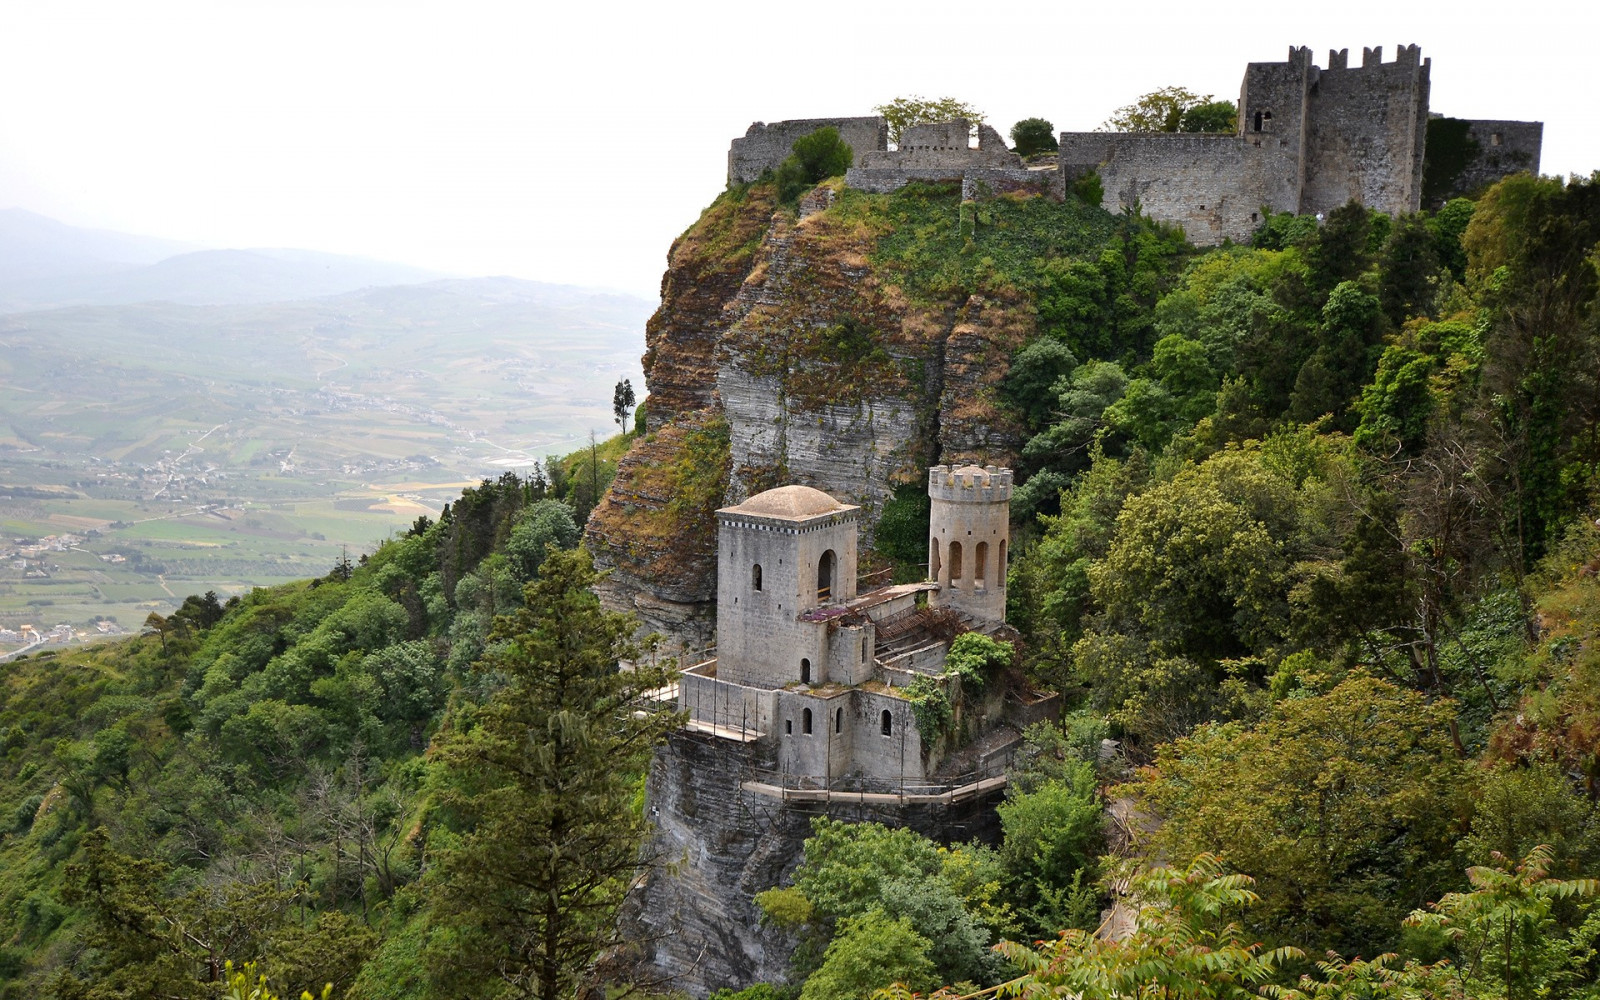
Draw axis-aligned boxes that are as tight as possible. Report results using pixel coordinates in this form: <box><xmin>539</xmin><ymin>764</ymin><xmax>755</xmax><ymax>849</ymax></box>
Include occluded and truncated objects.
<box><xmin>728</xmin><ymin>485</ymin><xmax>845</xmax><ymax>519</ymax></box>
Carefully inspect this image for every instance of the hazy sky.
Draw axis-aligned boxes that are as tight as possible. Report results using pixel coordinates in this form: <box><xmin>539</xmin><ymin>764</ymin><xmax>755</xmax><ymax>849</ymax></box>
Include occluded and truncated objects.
<box><xmin>3</xmin><ymin>0</ymin><xmax>1596</xmax><ymax>298</ymax></box>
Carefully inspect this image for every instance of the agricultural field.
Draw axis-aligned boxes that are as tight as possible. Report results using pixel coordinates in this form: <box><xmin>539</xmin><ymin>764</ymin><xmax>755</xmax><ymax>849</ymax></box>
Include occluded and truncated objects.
<box><xmin>0</xmin><ymin>276</ymin><xmax>651</xmax><ymax>636</ymax></box>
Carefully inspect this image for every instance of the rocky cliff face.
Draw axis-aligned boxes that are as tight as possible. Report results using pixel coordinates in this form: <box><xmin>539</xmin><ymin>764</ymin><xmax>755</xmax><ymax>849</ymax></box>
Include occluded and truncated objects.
<box><xmin>588</xmin><ymin>180</ymin><xmax>1032</xmax><ymax>652</ymax></box>
<box><xmin>620</xmin><ymin>729</ymin><xmax>1004</xmax><ymax>994</ymax></box>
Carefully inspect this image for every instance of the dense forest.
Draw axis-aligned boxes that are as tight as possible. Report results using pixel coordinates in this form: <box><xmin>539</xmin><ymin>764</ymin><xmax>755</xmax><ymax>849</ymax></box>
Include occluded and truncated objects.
<box><xmin>2</xmin><ymin>167</ymin><xmax>1599</xmax><ymax>1000</ymax></box>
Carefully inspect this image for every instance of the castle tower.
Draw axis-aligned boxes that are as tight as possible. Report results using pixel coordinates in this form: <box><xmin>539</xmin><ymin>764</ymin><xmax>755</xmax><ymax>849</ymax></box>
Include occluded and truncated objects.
<box><xmin>714</xmin><ymin>485</ymin><xmax>859</xmax><ymax>688</ymax></box>
<box><xmin>926</xmin><ymin>465</ymin><xmax>1011</xmax><ymax>623</ymax></box>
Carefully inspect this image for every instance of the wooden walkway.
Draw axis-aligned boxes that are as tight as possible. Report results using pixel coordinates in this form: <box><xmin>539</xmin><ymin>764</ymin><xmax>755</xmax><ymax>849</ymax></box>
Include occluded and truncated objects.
<box><xmin>739</xmin><ymin>774</ymin><xmax>1005</xmax><ymax>805</ymax></box>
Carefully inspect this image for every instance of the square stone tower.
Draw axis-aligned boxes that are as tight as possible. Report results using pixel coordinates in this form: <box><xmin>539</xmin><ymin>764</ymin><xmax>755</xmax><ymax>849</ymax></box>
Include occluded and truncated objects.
<box><xmin>714</xmin><ymin>486</ymin><xmax>860</xmax><ymax>689</ymax></box>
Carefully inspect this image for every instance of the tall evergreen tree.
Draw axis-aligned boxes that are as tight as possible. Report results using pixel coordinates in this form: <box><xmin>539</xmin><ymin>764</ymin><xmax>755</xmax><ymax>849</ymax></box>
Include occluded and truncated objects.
<box><xmin>432</xmin><ymin>546</ymin><xmax>678</xmax><ymax>1000</ymax></box>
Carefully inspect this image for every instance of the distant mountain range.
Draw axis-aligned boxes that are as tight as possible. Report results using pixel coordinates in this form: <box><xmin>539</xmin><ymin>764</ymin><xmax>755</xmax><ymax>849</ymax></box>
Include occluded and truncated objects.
<box><xmin>0</xmin><ymin>209</ymin><xmax>448</xmax><ymax>312</ymax></box>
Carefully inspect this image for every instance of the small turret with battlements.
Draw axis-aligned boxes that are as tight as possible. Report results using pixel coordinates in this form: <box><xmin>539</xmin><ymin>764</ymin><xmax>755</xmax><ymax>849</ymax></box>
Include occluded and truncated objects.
<box><xmin>927</xmin><ymin>464</ymin><xmax>1012</xmax><ymax>623</ymax></box>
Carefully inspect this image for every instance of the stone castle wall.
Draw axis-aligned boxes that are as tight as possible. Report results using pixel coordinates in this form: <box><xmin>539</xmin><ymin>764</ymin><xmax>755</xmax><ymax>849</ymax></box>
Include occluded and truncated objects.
<box><xmin>1051</xmin><ymin>43</ymin><xmax>1536</xmax><ymax>245</ymax></box>
<box><xmin>1301</xmin><ymin>45</ymin><xmax>1430</xmax><ymax>215</ymax></box>
<box><xmin>1058</xmin><ymin>133</ymin><xmax>1270</xmax><ymax>244</ymax></box>
<box><xmin>728</xmin><ymin>117</ymin><xmax>888</xmax><ymax>185</ymax></box>
<box><xmin>1447</xmin><ymin>118</ymin><xmax>1544</xmax><ymax>202</ymax></box>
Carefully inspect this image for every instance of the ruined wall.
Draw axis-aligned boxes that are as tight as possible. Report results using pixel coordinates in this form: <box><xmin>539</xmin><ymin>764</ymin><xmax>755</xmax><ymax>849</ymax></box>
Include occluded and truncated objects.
<box><xmin>849</xmin><ymin>121</ymin><xmax>1032</xmax><ymax>194</ymax></box>
<box><xmin>1433</xmin><ymin>116</ymin><xmax>1542</xmax><ymax>203</ymax></box>
<box><xmin>1302</xmin><ymin>44</ymin><xmax>1431</xmax><ymax>215</ymax></box>
<box><xmin>729</xmin><ymin>117</ymin><xmax>888</xmax><ymax>185</ymax></box>
<box><xmin>1056</xmin><ymin>133</ymin><xmax>1274</xmax><ymax>244</ymax></box>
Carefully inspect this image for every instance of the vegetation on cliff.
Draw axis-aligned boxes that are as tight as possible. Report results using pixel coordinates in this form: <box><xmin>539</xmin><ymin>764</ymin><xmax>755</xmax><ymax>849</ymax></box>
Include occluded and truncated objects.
<box><xmin>3</xmin><ymin>137</ymin><xmax>1599</xmax><ymax>1000</ymax></box>
<box><xmin>712</xmin><ymin>169</ymin><xmax>1600</xmax><ymax>999</ymax></box>
<box><xmin>0</xmin><ymin>435</ymin><xmax>676</xmax><ymax>998</ymax></box>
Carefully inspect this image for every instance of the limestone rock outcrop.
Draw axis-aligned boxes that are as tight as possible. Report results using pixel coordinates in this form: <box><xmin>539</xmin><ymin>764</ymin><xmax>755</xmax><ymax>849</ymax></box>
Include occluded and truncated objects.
<box><xmin>588</xmin><ymin>182</ymin><xmax>1029</xmax><ymax>653</ymax></box>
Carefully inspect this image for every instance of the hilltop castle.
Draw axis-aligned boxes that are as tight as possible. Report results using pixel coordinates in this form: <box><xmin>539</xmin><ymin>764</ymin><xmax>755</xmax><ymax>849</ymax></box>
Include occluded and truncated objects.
<box><xmin>727</xmin><ymin>44</ymin><xmax>1542</xmax><ymax>243</ymax></box>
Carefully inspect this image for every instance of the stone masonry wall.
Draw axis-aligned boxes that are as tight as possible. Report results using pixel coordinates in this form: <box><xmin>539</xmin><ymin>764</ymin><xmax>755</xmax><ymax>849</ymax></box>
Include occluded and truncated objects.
<box><xmin>1057</xmin><ymin>133</ymin><xmax>1275</xmax><ymax>245</ymax></box>
<box><xmin>1454</xmin><ymin>119</ymin><xmax>1544</xmax><ymax>198</ymax></box>
<box><xmin>1237</xmin><ymin>47</ymin><xmax>1314</xmax><ymax>210</ymax></box>
<box><xmin>729</xmin><ymin>117</ymin><xmax>888</xmax><ymax>185</ymax></box>
<box><xmin>1302</xmin><ymin>45</ymin><xmax>1430</xmax><ymax>215</ymax></box>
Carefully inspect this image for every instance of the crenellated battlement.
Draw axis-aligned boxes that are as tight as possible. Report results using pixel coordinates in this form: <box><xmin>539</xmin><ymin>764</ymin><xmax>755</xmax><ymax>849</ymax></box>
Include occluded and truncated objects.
<box><xmin>723</xmin><ymin>45</ymin><xmax>1541</xmax><ymax>247</ymax></box>
<box><xmin>1054</xmin><ymin>43</ymin><xmax>1535</xmax><ymax>244</ymax></box>
<box><xmin>927</xmin><ymin>464</ymin><xmax>1013</xmax><ymax>503</ymax></box>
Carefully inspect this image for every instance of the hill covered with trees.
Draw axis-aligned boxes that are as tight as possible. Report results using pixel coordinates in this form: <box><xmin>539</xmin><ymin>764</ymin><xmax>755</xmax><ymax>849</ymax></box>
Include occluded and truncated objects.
<box><xmin>0</xmin><ymin>159</ymin><xmax>1598</xmax><ymax>1000</ymax></box>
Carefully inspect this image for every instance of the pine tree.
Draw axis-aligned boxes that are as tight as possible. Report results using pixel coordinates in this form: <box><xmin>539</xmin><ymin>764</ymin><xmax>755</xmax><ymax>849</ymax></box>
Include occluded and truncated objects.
<box><xmin>433</xmin><ymin>546</ymin><xmax>678</xmax><ymax>999</ymax></box>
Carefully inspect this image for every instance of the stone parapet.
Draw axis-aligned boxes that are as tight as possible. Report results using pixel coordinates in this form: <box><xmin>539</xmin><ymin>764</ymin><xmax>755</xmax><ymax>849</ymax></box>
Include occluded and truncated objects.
<box><xmin>927</xmin><ymin>464</ymin><xmax>1013</xmax><ymax>503</ymax></box>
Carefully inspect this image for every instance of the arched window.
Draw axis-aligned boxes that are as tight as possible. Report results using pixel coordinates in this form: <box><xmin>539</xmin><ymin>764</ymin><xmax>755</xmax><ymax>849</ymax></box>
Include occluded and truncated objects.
<box><xmin>998</xmin><ymin>539</ymin><xmax>1007</xmax><ymax>579</ymax></box>
<box><xmin>817</xmin><ymin>549</ymin><xmax>836</xmax><ymax>602</ymax></box>
<box><xmin>800</xmin><ymin>658</ymin><xmax>811</xmax><ymax>685</ymax></box>
<box><xmin>974</xmin><ymin>541</ymin><xmax>988</xmax><ymax>589</ymax></box>
<box><xmin>929</xmin><ymin>538</ymin><xmax>941</xmax><ymax>582</ymax></box>
<box><xmin>752</xmin><ymin>563</ymin><xmax>762</xmax><ymax>591</ymax></box>
<box><xmin>835</xmin><ymin>708</ymin><xmax>843</xmax><ymax>733</ymax></box>
<box><xmin>949</xmin><ymin>541</ymin><xmax>963</xmax><ymax>588</ymax></box>
<box><xmin>862</xmin><ymin>635</ymin><xmax>869</xmax><ymax>662</ymax></box>
<box><xmin>802</xmin><ymin>708</ymin><xmax>813</xmax><ymax>734</ymax></box>
<box><xmin>1253</xmin><ymin>110</ymin><xmax>1264</xmax><ymax>132</ymax></box>
<box><xmin>880</xmin><ymin>709</ymin><xmax>893</xmax><ymax>736</ymax></box>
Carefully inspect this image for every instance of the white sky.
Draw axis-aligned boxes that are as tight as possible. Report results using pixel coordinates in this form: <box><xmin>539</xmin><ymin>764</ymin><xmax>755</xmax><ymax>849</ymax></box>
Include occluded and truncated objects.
<box><xmin>2</xmin><ymin>0</ymin><xmax>1596</xmax><ymax>299</ymax></box>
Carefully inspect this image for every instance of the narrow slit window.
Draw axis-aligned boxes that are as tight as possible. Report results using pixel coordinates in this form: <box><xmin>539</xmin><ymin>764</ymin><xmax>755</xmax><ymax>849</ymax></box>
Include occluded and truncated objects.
<box><xmin>836</xmin><ymin>708</ymin><xmax>843</xmax><ymax>733</ymax></box>
<box><xmin>881</xmin><ymin>710</ymin><xmax>892</xmax><ymax>736</ymax></box>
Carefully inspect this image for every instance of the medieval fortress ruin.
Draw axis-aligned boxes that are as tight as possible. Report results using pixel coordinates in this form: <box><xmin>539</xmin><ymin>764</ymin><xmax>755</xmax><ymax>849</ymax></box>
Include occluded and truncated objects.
<box><xmin>727</xmin><ymin>44</ymin><xmax>1542</xmax><ymax>242</ymax></box>
<box><xmin>630</xmin><ymin>44</ymin><xmax>1543</xmax><ymax>992</ymax></box>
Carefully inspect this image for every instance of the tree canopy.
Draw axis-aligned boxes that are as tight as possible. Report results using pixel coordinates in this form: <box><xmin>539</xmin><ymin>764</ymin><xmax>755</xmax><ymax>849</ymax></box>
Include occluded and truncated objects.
<box><xmin>1102</xmin><ymin>86</ymin><xmax>1238</xmax><ymax>133</ymax></box>
<box><xmin>873</xmin><ymin>95</ymin><xmax>984</xmax><ymax>145</ymax></box>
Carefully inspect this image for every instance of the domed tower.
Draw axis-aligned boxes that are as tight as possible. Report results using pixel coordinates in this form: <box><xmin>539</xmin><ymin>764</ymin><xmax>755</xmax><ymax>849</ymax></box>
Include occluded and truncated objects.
<box><xmin>927</xmin><ymin>464</ymin><xmax>1011</xmax><ymax>623</ymax></box>
<box><xmin>714</xmin><ymin>485</ymin><xmax>860</xmax><ymax>688</ymax></box>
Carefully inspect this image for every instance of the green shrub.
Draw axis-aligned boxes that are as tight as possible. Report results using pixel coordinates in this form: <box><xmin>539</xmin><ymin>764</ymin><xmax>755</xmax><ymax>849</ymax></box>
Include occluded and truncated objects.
<box><xmin>905</xmin><ymin>676</ymin><xmax>952</xmax><ymax>745</ymax></box>
<box><xmin>776</xmin><ymin>127</ymin><xmax>854</xmax><ymax>204</ymax></box>
<box><xmin>1069</xmin><ymin>171</ymin><xmax>1103</xmax><ymax>206</ymax></box>
<box><xmin>1010</xmin><ymin>117</ymin><xmax>1058</xmax><ymax>157</ymax></box>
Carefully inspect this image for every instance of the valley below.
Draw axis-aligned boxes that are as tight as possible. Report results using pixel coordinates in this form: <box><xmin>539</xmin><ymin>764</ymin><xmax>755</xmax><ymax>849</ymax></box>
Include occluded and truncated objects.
<box><xmin>0</xmin><ymin>275</ymin><xmax>649</xmax><ymax>640</ymax></box>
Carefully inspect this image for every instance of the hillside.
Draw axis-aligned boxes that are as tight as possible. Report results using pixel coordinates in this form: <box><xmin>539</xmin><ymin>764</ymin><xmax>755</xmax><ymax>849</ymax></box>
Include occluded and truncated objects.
<box><xmin>0</xmin><ymin>211</ymin><xmax>448</xmax><ymax>312</ymax></box>
<box><xmin>0</xmin><ymin>276</ymin><xmax>649</xmax><ymax>632</ymax></box>
<box><xmin>0</xmin><ymin>161</ymin><xmax>1596</xmax><ymax>1000</ymax></box>
<box><xmin>0</xmin><ymin>209</ymin><xmax>200</xmax><ymax>285</ymax></box>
